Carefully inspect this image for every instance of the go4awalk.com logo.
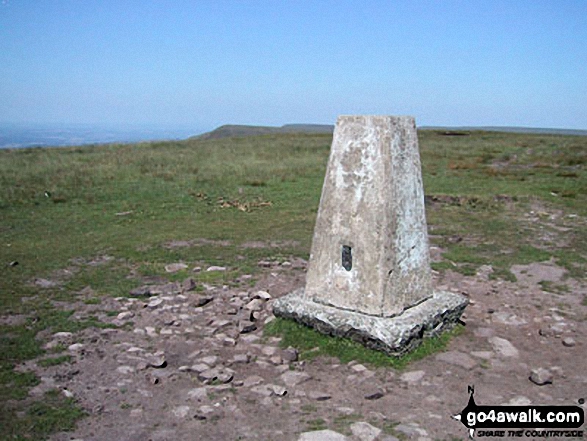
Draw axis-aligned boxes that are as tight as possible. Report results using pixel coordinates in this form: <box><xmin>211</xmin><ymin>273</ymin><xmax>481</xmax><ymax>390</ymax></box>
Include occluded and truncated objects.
<box><xmin>453</xmin><ymin>386</ymin><xmax>585</xmax><ymax>439</ymax></box>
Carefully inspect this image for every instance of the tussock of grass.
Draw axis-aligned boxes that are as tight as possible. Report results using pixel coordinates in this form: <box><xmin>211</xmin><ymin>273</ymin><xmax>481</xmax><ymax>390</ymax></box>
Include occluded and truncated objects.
<box><xmin>264</xmin><ymin>318</ymin><xmax>464</xmax><ymax>370</ymax></box>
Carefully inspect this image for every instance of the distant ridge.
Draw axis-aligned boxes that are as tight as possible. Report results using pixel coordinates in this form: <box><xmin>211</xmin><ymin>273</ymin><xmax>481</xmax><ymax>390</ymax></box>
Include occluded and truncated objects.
<box><xmin>194</xmin><ymin>124</ymin><xmax>587</xmax><ymax>140</ymax></box>
<box><xmin>192</xmin><ymin>124</ymin><xmax>334</xmax><ymax>140</ymax></box>
<box><xmin>420</xmin><ymin>126</ymin><xmax>587</xmax><ymax>137</ymax></box>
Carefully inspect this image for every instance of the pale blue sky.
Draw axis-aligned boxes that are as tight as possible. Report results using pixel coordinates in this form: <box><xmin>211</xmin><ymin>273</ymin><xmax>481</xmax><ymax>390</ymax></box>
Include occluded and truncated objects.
<box><xmin>1</xmin><ymin>0</ymin><xmax>586</xmax><ymax>131</ymax></box>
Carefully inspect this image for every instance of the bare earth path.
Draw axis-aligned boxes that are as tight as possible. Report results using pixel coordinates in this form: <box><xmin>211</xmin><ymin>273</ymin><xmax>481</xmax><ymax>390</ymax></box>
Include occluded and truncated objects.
<box><xmin>23</xmin><ymin>259</ymin><xmax>586</xmax><ymax>441</ymax></box>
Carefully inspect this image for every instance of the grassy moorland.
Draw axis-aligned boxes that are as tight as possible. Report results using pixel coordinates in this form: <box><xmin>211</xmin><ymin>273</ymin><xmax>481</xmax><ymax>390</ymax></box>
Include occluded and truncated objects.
<box><xmin>0</xmin><ymin>129</ymin><xmax>586</xmax><ymax>439</ymax></box>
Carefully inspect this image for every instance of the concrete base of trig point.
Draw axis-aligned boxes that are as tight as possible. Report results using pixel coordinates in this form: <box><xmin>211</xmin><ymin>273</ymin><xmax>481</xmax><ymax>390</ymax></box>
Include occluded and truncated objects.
<box><xmin>273</xmin><ymin>115</ymin><xmax>468</xmax><ymax>357</ymax></box>
<box><xmin>273</xmin><ymin>288</ymin><xmax>467</xmax><ymax>357</ymax></box>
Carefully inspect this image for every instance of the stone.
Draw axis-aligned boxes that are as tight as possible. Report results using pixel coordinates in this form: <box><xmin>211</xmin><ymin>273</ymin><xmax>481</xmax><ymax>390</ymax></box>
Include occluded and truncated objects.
<box><xmin>435</xmin><ymin>351</ymin><xmax>476</xmax><ymax>369</ymax></box>
<box><xmin>129</xmin><ymin>285</ymin><xmax>153</xmax><ymax>297</ymax></box>
<box><xmin>35</xmin><ymin>278</ymin><xmax>57</xmax><ymax>288</ymax></box>
<box><xmin>147</xmin><ymin>298</ymin><xmax>163</xmax><ymax>309</ymax></box>
<box><xmin>182</xmin><ymin>278</ymin><xmax>197</xmax><ymax>291</ymax></box>
<box><xmin>116</xmin><ymin>365</ymin><xmax>135</xmax><ymax>375</ymax></box>
<box><xmin>470</xmin><ymin>351</ymin><xmax>493</xmax><ymax>360</ymax></box>
<box><xmin>198</xmin><ymin>369</ymin><xmax>219</xmax><ymax>383</ymax></box>
<box><xmin>165</xmin><ymin>263</ymin><xmax>188</xmax><ymax>273</ymax></box>
<box><xmin>489</xmin><ymin>337</ymin><xmax>519</xmax><ymax>358</ymax></box>
<box><xmin>308</xmin><ymin>390</ymin><xmax>331</xmax><ymax>401</ymax></box>
<box><xmin>298</xmin><ymin>429</ymin><xmax>349</xmax><ymax>441</ymax></box>
<box><xmin>351</xmin><ymin>363</ymin><xmax>367</xmax><ymax>372</ymax></box>
<box><xmin>529</xmin><ymin>368</ymin><xmax>553</xmax><ymax>386</ymax></box>
<box><xmin>171</xmin><ymin>405</ymin><xmax>191</xmax><ymax>418</ymax></box>
<box><xmin>117</xmin><ymin>311</ymin><xmax>134</xmax><ymax>320</ymax></box>
<box><xmin>280</xmin><ymin>371</ymin><xmax>311</xmax><ymax>388</ymax></box>
<box><xmin>244</xmin><ymin>298</ymin><xmax>265</xmax><ymax>311</ymax></box>
<box><xmin>394</xmin><ymin>423</ymin><xmax>428</xmax><ymax>437</ymax></box>
<box><xmin>400</xmin><ymin>370</ymin><xmax>425</xmax><ymax>384</ymax></box>
<box><xmin>243</xmin><ymin>375</ymin><xmax>264</xmax><ymax>387</ymax></box>
<box><xmin>281</xmin><ymin>347</ymin><xmax>299</xmax><ymax>362</ymax></box>
<box><xmin>206</xmin><ymin>266</ymin><xmax>226</xmax><ymax>272</ymax></box>
<box><xmin>238</xmin><ymin>320</ymin><xmax>257</xmax><ymax>334</ymax></box>
<box><xmin>195</xmin><ymin>296</ymin><xmax>213</xmax><ymax>307</ymax></box>
<box><xmin>194</xmin><ymin>405</ymin><xmax>216</xmax><ymax>420</ymax></box>
<box><xmin>200</xmin><ymin>355</ymin><xmax>218</xmax><ymax>366</ymax></box>
<box><xmin>250</xmin><ymin>384</ymin><xmax>274</xmax><ymax>397</ymax></box>
<box><xmin>271</xmin><ymin>385</ymin><xmax>287</xmax><ymax>396</ymax></box>
<box><xmin>147</xmin><ymin>353</ymin><xmax>167</xmax><ymax>368</ymax></box>
<box><xmin>364</xmin><ymin>390</ymin><xmax>384</xmax><ymax>400</ymax></box>
<box><xmin>350</xmin><ymin>422</ymin><xmax>382</xmax><ymax>441</ymax></box>
<box><xmin>562</xmin><ymin>337</ymin><xmax>576</xmax><ymax>347</ymax></box>
<box><xmin>68</xmin><ymin>343</ymin><xmax>84</xmax><ymax>352</ymax></box>
<box><xmin>254</xmin><ymin>290</ymin><xmax>272</xmax><ymax>300</ymax></box>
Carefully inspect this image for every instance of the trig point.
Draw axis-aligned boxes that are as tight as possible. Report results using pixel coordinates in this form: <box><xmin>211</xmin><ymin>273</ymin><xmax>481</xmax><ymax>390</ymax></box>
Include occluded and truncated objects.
<box><xmin>273</xmin><ymin>115</ymin><xmax>468</xmax><ymax>356</ymax></box>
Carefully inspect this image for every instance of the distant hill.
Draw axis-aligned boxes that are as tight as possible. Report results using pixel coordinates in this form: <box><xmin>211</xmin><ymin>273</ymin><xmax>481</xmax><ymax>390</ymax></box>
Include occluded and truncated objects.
<box><xmin>420</xmin><ymin>126</ymin><xmax>587</xmax><ymax>136</ymax></box>
<box><xmin>193</xmin><ymin>123</ymin><xmax>587</xmax><ymax>141</ymax></box>
<box><xmin>192</xmin><ymin>124</ymin><xmax>334</xmax><ymax>140</ymax></box>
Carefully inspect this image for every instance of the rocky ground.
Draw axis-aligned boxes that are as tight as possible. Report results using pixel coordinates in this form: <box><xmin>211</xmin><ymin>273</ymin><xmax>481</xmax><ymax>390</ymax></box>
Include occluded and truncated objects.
<box><xmin>18</xmin><ymin>256</ymin><xmax>586</xmax><ymax>441</ymax></box>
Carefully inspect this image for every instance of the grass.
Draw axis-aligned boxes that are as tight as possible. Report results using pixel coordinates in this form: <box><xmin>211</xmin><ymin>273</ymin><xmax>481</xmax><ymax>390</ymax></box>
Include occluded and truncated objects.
<box><xmin>1</xmin><ymin>129</ymin><xmax>586</xmax><ymax>439</ymax></box>
<box><xmin>0</xmin><ymin>389</ymin><xmax>86</xmax><ymax>440</ymax></box>
<box><xmin>265</xmin><ymin>318</ymin><xmax>464</xmax><ymax>369</ymax></box>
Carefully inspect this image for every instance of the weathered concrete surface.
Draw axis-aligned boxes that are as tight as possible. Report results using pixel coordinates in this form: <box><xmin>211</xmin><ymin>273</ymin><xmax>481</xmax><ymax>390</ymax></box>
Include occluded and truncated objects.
<box><xmin>304</xmin><ymin>115</ymin><xmax>432</xmax><ymax>317</ymax></box>
<box><xmin>273</xmin><ymin>288</ymin><xmax>468</xmax><ymax>357</ymax></box>
<box><xmin>274</xmin><ymin>115</ymin><xmax>468</xmax><ymax>356</ymax></box>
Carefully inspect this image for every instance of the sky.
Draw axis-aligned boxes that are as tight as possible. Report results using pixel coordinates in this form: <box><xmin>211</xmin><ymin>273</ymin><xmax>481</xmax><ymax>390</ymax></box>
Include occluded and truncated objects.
<box><xmin>1</xmin><ymin>0</ymin><xmax>586</xmax><ymax>132</ymax></box>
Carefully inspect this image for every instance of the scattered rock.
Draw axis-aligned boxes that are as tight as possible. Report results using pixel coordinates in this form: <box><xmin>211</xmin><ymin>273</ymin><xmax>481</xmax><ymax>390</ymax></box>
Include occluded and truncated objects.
<box><xmin>470</xmin><ymin>351</ymin><xmax>493</xmax><ymax>360</ymax></box>
<box><xmin>232</xmin><ymin>354</ymin><xmax>251</xmax><ymax>364</ymax></box>
<box><xmin>129</xmin><ymin>285</ymin><xmax>153</xmax><ymax>297</ymax></box>
<box><xmin>195</xmin><ymin>296</ymin><xmax>213</xmax><ymax>307</ymax></box>
<box><xmin>298</xmin><ymin>429</ymin><xmax>349</xmax><ymax>441</ymax></box>
<box><xmin>562</xmin><ymin>337</ymin><xmax>576</xmax><ymax>347</ymax></box>
<box><xmin>238</xmin><ymin>320</ymin><xmax>257</xmax><ymax>334</ymax></box>
<box><xmin>68</xmin><ymin>343</ymin><xmax>84</xmax><ymax>352</ymax></box>
<box><xmin>394</xmin><ymin>423</ymin><xmax>428</xmax><ymax>438</ymax></box>
<box><xmin>116</xmin><ymin>311</ymin><xmax>134</xmax><ymax>320</ymax></box>
<box><xmin>435</xmin><ymin>351</ymin><xmax>476</xmax><ymax>369</ymax></box>
<box><xmin>165</xmin><ymin>263</ymin><xmax>188</xmax><ymax>273</ymax></box>
<box><xmin>350</xmin><ymin>422</ymin><xmax>382</xmax><ymax>441</ymax></box>
<box><xmin>271</xmin><ymin>385</ymin><xmax>287</xmax><ymax>396</ymax></box>
<box><xmin>116</xmin><ymin>365</ymin><xmax>135</xmax><ymax>375</ymax></box>
<box><xmin>250</xmin><ymin>384</ymin><xmax>274</xmax><ymax>397</ymax></box>
<box><xmin>280</xmin><ymin>371</ymin><xmax>311</xmax><ymax>388</ymax></box>
<box><xmin>364</xmin><ymin>390</ymin><xmax>384</xmax><ymax>400</ymax></box>
<box><xmin>529</xmin><ymin>368</ymin><xmax>553</xmax><ymax>386</ymax></box>
<box><xmin>206</xmin><ymin>266</ymin><xmax>226</xmax><ymax>272</ymax></box>
<box><xmin>35</xmin><ymin>278</ymin><xmax>57</xmax><ymax>288</ymax></box>
<box><xmin>217</xmin><ymin>372</ymin><xmax>234</xmax><ymax>384</ymax></box>
<box><xmin>400</xmin><ymin>370</ymin><xmax>425</xmax><ymax>384</ymax></box>
<box><xmin>181</xmin><ymin>278</ymin><xmax>197</xmax><ymax>291</ymax></box>
<box><xmin>146</xmin><ymin>298</ymin><xmax>163</xmax><ymax>309</ymax></box>
<box><xmin>253</xmin><ymin>290</ymin><xmax>272</xmax><ymax>300</ymax></box>
<box><xmin>244</xmin><ymin>298</ymin><xmax>264</xmax><ymax>311</ymax></box>
<box><xmin>489</xmin><ymin>336</ymin><xmax>519</xmax><ymax>358</ymax></box>
<box><xmin>243</xmin><ymin>375</ymin><xmax>264</xmax><ymax>387</ymax></box>
<box><xmin>351</xmin><ymin>363</ymin><xmax>367</xmax><ymax>373</ymax></box>
<box><xmin>171</xmin><ymin>405</ymin><xmax>191</xmax><ymax>418</ymax></box>
<box><xmin>194</xmin><ymin>404</ymin><xmax>221</xmax><ymax>420</ymax></box>
<box><xmin>147</xmin><ymin>353</ymin><xmax>167</xmax><ymax>368</ymax></box>
<box><xmin>281</xmin><ymin>347</ymin><xmax>299</xmax><ymax>362</ymax></box>
<box><xmin>308</xmin><ymin>390</ymin><xmax>331</xmax><ymax>401</ymax></box>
